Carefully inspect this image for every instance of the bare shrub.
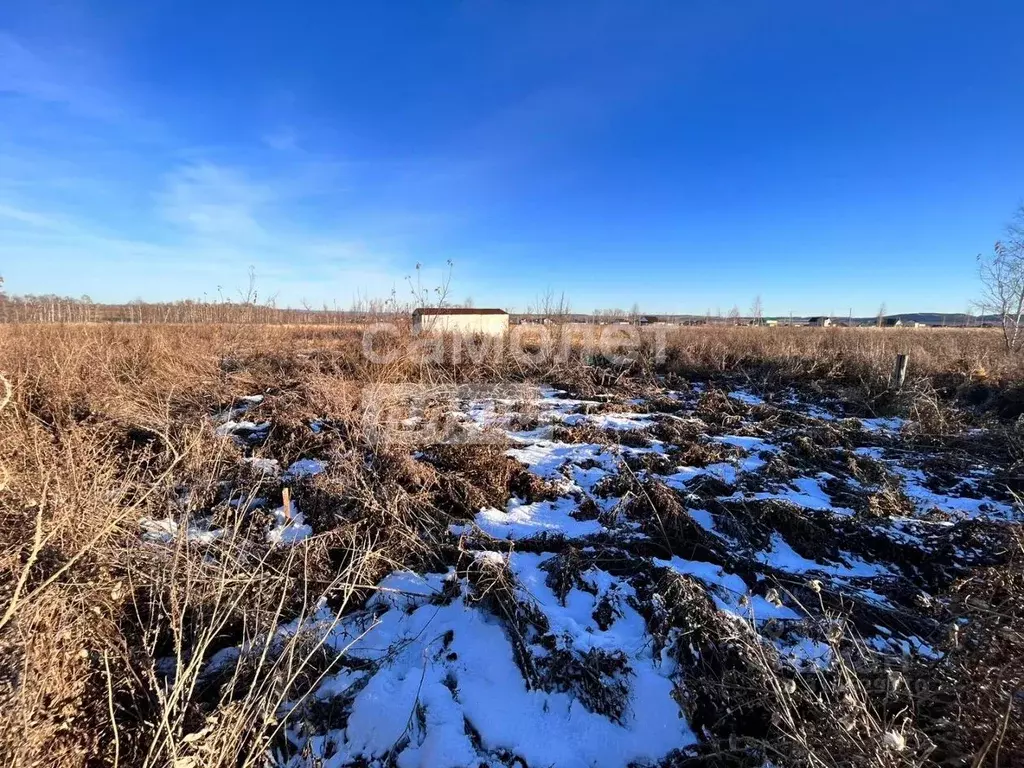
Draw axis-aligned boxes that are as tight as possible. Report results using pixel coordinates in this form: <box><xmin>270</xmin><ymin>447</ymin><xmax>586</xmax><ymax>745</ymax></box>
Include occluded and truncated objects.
<box><xmin>978</xmin><ymin>204</ymin><xmax>1024</xmax><ymax>353</ymax></box>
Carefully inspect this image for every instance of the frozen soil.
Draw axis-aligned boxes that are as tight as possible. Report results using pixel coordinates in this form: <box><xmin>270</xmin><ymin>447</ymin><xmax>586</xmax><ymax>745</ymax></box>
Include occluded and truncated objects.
<box><xmin>178</xmin><ymin>381</ymin><xmax>1021</xmax><ymax>767</ymax></box>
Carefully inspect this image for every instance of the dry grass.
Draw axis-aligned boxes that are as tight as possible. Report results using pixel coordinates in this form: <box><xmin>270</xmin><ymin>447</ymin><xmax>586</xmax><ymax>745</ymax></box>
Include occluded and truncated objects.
<box><xmin>0</xmin><ymin>324</ymin><xmax>439</xmax><ymax>766</ymax></box>
<box><xmin>0</xmin><ymin>322</ymin><xmax>1021</xmax><ymax>767</ymax></box>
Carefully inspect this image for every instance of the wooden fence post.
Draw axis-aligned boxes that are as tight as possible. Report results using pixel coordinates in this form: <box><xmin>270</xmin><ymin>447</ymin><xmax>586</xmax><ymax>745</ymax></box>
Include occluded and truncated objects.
<box><xmin>892</xmin><ymin>353</ymin><xmax>908</xmax><ymax>389</ymax></box>
<box><xmin>282</xmin><ymin>487</ymin><xmax>292</xmax><ymax>521</ymax></box>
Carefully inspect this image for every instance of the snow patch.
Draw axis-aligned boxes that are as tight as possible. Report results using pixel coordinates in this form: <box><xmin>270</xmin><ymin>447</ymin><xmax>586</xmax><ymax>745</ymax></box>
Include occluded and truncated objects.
<box><xmin>267</xmin><ymin>503</ymin><xmax>313</xmax><ymax>546</ymax></box>
<box><xmin>455</xmin><ymin>497</ymin><xmax>603</xmax><ymax>540</ymax></box>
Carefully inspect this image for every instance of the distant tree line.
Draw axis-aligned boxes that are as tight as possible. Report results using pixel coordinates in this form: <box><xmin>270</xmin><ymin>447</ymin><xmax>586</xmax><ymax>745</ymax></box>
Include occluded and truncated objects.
<box><xmin>0</xmin><ymin>291</ymin><xmax>409</xmax><ymax>325</ymax></box>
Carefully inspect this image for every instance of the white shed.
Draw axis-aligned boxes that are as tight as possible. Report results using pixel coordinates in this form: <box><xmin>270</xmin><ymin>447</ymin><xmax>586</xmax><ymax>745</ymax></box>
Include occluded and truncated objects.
<box><xmin>412</xmin><ymin>307</ymin><xmax>509</xmax><ymax>335</ymax></box>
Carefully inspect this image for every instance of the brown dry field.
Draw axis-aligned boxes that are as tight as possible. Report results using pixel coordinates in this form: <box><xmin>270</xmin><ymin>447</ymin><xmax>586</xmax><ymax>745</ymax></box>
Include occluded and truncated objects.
<box><xmin>0</xmin><ymin>322</ymin><xmax>1022</xmax><ymax>768</ymax></box>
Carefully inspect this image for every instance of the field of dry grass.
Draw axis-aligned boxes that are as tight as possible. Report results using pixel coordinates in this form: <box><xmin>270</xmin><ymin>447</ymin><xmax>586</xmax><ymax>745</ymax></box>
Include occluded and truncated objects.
<box><xmin>1</xmin><ymin>323</ymin><xmax>1022</xmax><ymax>767</ymax></box>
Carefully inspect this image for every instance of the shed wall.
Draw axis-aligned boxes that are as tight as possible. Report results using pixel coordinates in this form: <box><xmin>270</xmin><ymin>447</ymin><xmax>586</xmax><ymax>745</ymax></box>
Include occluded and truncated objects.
<box><xmin>413</xmin><ymin>313</ymin><xmax>509</xmax><ymax>335</ymax></box>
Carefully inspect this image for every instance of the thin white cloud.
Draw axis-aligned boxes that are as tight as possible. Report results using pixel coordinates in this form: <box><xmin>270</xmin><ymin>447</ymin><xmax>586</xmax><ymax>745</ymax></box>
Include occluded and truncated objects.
<box><xmin>159</xmin><ymin>163</ymin><xmax>273</xmax><ymax>243</ymax></box>
<box><xmin>0</xmin><ymin>155</ymin><xmax>426</xmax><ymax>305</ymax></box>
<box><xmin>0</xmin><ymin>32</ymin><xmax>469</xmax><ymax>306</ymax></box>
<box><xmin>154</xmin><ymin>160</ymin><xmax>386</xmax><ymax>264</ymax></box>
<box><xmin>263</xmin><ymin>129</ymin><xmax>300</xmax><ymax>152</ymax></box>
<box><xmin>0</xmin><ymin>32</ymin><xmax>122</xmax><ymax>119</ymax></box>
<box><xmin>0</xmin><ymin>203</ymin><xmax>62</xmax><ymax>228</ymax></box>
<box><xmin>0</xmin><ymin>33</ymin><xmax>75</xmax><ymax>102</ymax></box>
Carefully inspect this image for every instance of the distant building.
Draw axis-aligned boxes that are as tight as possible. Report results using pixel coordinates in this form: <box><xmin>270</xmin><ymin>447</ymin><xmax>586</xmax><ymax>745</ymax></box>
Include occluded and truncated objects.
<box><xmin>883</xmin><ymin>318</ymin><xmax>904</xmax><ymax>327</ymax></box>
<box><xmin>808</xmin><ymin>317</ymin><xmax>832</xmax><ymax>327</ymax></box>
<box><xmin>412</xmin><ymin>307</ymin><xmax>509</xmax><ymax>335</ymax></box>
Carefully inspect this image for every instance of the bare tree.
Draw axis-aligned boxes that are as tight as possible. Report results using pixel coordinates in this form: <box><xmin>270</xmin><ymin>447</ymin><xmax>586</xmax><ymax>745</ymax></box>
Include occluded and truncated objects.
<box><xmin>978</xmin><ymin>205</ymin><xmax>1024</xmax><ymax>353</ymax></box>
<box><xmin>532</xmin><ymin>289</ymin><xmax>572</xmax><ymax>322</ymax></box>
<box><xmin>238</xmin><ymin>265</ymin><xmax>258</xmax><ymax>305</ymax></box>
<box><xmin>728</xmin><ymin>305</ymin><xmax>741</xmax><ymax>325</ymax></box>
<box><xmin>406</xmin><ymin>260</ymin><xmax>454</xmax><ymax>308</ymax></box>
<box><xmin>876</xmin><ymin>302</ymin><xmax>887</xmax><ymax>328</ymax></box>
<box><xmin>750</xmin><ymin>295</ymin><xmax>763</xmax><ymax>324</ymax></box>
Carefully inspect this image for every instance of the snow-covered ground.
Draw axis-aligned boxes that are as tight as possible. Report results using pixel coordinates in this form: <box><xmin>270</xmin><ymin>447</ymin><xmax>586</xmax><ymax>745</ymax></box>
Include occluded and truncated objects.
<box><xmin>182</xmin><ymin>383</ymin><xmax>1019</xmax><ymax>766</ymax></box>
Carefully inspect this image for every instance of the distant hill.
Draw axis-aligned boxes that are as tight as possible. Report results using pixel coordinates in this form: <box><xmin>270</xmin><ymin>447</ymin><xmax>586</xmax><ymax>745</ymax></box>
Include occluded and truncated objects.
<box><xmin>753</xmin><ymin>313</ymin><xmax>999</xmax><ymax>326</ymax></box>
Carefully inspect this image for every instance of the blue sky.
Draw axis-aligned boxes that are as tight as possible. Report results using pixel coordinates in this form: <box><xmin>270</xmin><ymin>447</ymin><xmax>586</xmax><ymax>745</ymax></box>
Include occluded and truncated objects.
<box><xmin>1</xmin><ymin>1</ymin><xmax>1022</xmax><ymax>315</ymax></box>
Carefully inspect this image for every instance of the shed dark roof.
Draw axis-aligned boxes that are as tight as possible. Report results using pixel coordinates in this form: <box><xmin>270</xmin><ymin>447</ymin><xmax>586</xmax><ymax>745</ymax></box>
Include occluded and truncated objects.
<box><xmin>413</xmin><ymin>307</ymin><xmax>507</xmax><ymax>316</ymax></box>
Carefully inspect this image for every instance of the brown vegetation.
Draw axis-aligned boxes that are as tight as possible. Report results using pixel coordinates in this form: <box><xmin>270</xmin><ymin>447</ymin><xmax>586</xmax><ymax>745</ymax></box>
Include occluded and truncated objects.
<box><xmin>0</xmin><ymin>322</ymin><xmax>1021</xmax><ymax>767</ymax></box>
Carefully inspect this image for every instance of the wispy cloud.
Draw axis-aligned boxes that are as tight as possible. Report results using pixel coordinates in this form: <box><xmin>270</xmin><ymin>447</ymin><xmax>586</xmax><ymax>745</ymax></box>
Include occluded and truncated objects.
<box><xmin>1</xmin><ymin>155</ymin><xmax>415</xmax><ymax>302</ymax></box>
<box><xmin>0</xmin><ymin>28</ymin><xmax>460</xmax><ymax>305</ymax></box>
<box><xmin>159</xmin><ymin>163</ymin><xmax>273</xmax><ymax>244</ymax></box>
<box><xmin>0</xmin><ymin>32</ymin><xmax>123</xmax><ymax>120</ymax></box>
<box><xmin>262</xmin><ymin>129</ymin><xmax>300</xmax><ymax>152</ymax></box>
<box><xmin>0</xmin><ymin>203</ymin><xmax>62</xmax><ymax>228</ymax></box>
